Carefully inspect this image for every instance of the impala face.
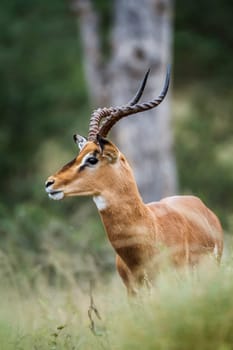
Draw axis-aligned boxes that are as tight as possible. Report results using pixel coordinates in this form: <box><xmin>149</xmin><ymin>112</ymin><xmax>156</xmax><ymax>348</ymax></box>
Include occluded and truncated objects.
<box><xmin>45</xmin><ymin>135</ymin><xmax>119</xmax><ymax>200</ymax></box>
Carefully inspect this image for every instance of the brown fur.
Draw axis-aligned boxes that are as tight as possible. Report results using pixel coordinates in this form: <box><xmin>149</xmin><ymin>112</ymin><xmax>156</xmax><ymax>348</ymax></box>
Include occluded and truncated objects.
<box><xmin>46</xmin><ymin>140</ymin><xmax>223</xmax><ymax>295</ymax></box>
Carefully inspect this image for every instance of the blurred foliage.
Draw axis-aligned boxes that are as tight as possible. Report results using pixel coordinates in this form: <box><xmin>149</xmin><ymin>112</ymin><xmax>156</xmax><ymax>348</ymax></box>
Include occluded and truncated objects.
<box><xmin>175</xmin><ymin>88</ymin><xmax>233</xmax><ymax>228</ymax></box>
<box><xmin>0</xmin><ymin>0</ymin><xmax>88</xmax><ymax>205</ymax></box>
<box><xmin>0</xmin><ymin>0</ymin><xmax>233</xmax><ymax>277</ymax></box>
<box><xmin>175</xmin><ymin>0</ymin><xmax>233</xmax><ymax>85</ymax></box>
<box><xmin>174</xmin><ymin>0</ymin><xmax>233</xmax><ymax>230</ymax></box>
<box><xmin>1</xmin><ymin>259</ymin><xmax>233</xmax><ymax>349</ymax></box>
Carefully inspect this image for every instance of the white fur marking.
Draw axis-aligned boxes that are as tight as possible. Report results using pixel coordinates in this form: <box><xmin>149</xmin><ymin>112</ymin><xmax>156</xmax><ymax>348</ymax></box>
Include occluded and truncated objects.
<box><xmin>80</xmin><ymin>153</ymin><xmax>94</xmax><ymax>167</ymax></box>
<box><xmin>93</xmin><ymin>195</ymin><xmax>107</xmax><ymax>211</ymax></box>
<box><xmin>74</xmin><ymin>134</ymin><xmax>87</xmax><ymax>151</ymax></box>
<box><xmin>49</xmin><ymin>191</ymin><xmax>64</xmax><ymax>200</ymax></box>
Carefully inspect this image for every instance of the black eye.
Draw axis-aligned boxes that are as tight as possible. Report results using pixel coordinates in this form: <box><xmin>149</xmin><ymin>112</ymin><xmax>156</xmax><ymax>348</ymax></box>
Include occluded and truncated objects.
<box><xmin>86</xmin><ymin>157</ymin><xmax>98</xmax><ymax>165</ymax></box>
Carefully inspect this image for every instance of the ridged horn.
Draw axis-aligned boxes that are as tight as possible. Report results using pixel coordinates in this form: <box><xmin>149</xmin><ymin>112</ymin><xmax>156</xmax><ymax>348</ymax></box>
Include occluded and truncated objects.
<box><xmin>87</xmin><ymin>69</ymin><xmax>151</xmax><ymax>141</ymax></box>
<box><xmin>87</xmin><ymin>66</ymin><xmax>170</xmax><ymax>140</ymax></box>
<box><xmin>99</xmin><ymin>65</ymin><xmax>171</xmax><ymax>138</ymax></box>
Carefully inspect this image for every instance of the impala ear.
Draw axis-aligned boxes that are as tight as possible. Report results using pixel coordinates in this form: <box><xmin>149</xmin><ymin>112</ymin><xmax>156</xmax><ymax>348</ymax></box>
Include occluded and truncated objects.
<box><xmin>73</xmin><ymin>134</ymin><xmax>87</xmax><ymax>151</ymax></box>
<box><xmin>97</xmin><ymin>134</ymin><xmax>118</xmax><ymax>163</ymax></box>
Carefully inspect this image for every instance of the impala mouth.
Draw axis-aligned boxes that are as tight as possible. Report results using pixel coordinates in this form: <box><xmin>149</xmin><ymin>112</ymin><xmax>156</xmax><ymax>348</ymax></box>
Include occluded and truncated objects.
<box><xmin>48</xmin><ymin>190</ymin><xmax>64</xmax><ymax>200</ymax></box>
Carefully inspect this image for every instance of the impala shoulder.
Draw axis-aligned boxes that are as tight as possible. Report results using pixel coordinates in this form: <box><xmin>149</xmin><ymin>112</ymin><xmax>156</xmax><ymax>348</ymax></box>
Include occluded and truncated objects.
<box><xmin>146</xmin><ymin>201</ymin><xmax>174</xmax><ymax>218</ymax></box>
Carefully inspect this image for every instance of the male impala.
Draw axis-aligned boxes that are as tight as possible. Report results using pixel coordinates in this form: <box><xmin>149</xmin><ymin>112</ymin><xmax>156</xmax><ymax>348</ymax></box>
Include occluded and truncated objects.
<box><xmin>45</xmin><ymin>68</ymin><xmax>223</xmax><ymax>295</ymax></box>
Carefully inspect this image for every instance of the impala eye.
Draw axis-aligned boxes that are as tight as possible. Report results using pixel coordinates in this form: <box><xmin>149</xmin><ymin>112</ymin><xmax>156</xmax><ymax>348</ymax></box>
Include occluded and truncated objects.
<box><xmin>86</xmin><ymin>157</ymin><xmax>98</xmax><ymax>165</ymax></box>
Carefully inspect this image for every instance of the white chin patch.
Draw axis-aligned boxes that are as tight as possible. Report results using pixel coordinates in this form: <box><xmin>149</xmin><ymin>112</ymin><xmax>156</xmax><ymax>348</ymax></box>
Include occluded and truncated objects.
<box><xmin>93</xmin><ymin>195</ymin><xmax>107</xmax><ymax>211</ymax></box>
<box><xmin>49</xmin><ymin>191</ymin><xmax>64</xmax><ymax>200</ymax></box>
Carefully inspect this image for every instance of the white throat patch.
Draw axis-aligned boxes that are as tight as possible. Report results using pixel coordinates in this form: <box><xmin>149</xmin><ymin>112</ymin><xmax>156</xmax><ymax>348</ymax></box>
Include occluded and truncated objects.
<box><xmin>93</xmin><ymin>195</ymin><xmax>107</xmax><ymax>211</ymax></box>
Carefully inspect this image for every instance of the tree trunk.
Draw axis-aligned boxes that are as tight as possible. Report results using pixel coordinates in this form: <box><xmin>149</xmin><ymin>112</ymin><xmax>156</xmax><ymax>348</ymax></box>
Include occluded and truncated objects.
<box><xmin>71</xmin><ymin>0</ymin><xmax>177</xmax><ymax>202</ymax></box>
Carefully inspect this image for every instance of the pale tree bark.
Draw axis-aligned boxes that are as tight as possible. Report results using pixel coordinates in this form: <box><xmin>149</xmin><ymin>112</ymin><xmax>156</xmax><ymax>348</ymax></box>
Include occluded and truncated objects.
<box><xmin>70</xmin><ymin>0</ymin><xmax>177</xmax><ymax>202</ymax></box>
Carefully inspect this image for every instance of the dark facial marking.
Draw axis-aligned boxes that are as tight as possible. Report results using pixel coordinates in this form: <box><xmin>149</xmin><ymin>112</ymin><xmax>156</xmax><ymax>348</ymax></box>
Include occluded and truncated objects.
<box><xmin>96</xmin><ymin>134</ymin><xmax>111</xmax><ymax>152</ymax></box>
<box><xmin>79</xmin><ymin>150</ymin><xmax>99</xmax><ymax>172</ymax></box>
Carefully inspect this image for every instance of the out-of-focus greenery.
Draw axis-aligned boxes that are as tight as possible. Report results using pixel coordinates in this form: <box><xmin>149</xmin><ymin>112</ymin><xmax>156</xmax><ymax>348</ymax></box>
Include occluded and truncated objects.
<box><xmin>0</xmin><ymin>258</ymin><xmax>233</xmax><ymax>349</ymax></box>
<box><xmin>0</xmin><ymin>0</ymin><xmax>88</xmax><ymax>203</ymax></box>
<box><xmin>175</xmin><ymin>0</ymin><xmax>233</xmax><ymax>85</ymax></box>
<box><xmin>174</xmin><ymin>0</ymin><xmax>233</xmax><ymax>229</ymax></box>
<box><xmin>0</xmin><ymin>0</ymin><xmax>233</xmax><ymax>277</ymax></box>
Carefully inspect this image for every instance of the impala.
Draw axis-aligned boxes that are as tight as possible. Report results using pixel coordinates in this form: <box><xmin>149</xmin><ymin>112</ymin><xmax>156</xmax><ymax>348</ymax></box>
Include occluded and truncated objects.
<box><xmin>45</xmin><ymin>67</ymin><xmax>223</xmax><ymax>295</ymax></box>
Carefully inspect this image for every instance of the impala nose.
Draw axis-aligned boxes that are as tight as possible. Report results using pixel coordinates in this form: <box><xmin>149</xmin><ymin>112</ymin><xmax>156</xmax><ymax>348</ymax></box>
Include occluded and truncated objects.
<box><xmin>45</xmin><ymin>179</ymin><xmax>55</xmax><ymax>188</ymax></box>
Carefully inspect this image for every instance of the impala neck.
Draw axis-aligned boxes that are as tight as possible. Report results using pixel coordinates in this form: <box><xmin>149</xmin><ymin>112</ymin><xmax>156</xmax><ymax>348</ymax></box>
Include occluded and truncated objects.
<box><xmin>93</xmin><ymin>160</ymin><xmax>150</xmax><ymax>246</ymax></box>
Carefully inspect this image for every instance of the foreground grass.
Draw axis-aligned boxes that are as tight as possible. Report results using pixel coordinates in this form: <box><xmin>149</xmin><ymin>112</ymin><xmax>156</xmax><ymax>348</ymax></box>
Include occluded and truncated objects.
<box><xmin>1</xmin><ymin>257</ymin><xmax>233</xmax><ymax>350</ymax></box>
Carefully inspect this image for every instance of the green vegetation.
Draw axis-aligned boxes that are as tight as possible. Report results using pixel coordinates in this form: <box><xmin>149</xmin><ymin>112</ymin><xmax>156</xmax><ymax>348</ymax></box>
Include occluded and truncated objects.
<box><xmin>174</xmin><ymin>86</ymin><xmax>233</xmax><ymax>229</ymax></box>
<box><xmin>174</xmin><ymin>0</ymin><xmax>233</xmax><ymax>230</ymax></box>
<box><xmin>0</xmin><ymin>257</ymin><xmax>233</xmax><ymax>349</ymax></box>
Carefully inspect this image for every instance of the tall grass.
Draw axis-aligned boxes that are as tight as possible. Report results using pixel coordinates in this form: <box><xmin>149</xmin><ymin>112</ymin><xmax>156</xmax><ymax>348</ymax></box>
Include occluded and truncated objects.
<box><xmin>0</xmin><ymin>251</ymin><xmax>233</xmax><ymax>350</ymax></box>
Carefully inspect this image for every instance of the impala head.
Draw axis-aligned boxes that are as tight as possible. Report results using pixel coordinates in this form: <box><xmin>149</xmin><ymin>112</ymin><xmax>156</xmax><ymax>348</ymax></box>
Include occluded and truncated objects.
<box><xmin>45</xmin><ymin>135</ymin><xmax>121</xmax><ymax>200</ymax></box>
<box><xmin>45</xmin><ymin>66</ymin><xmax>171</xmax><ymax>200</ymax></box>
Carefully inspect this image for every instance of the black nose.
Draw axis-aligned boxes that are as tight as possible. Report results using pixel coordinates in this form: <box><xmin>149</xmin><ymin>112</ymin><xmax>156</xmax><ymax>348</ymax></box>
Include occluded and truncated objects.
<box><xmin>45</xmin><ymin>179</ymin><xmax>55</xmax><ymax>188</ymax></box>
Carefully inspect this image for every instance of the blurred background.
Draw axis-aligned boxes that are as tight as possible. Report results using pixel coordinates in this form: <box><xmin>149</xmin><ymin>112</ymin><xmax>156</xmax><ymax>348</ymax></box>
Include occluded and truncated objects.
<box><xmin>0</xmin><ymin>0</ymin><xmax>233</xmax><ymax>285</ymax></box>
